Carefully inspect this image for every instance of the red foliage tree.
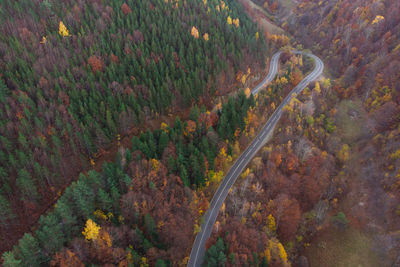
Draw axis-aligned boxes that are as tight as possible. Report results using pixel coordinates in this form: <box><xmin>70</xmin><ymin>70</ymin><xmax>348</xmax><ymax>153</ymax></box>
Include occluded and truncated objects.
<box><xmin>276</xmin><ymin>197</ymin><xmax>301</xmax><ymax>242</ymax></box>
<box><xmin>121</xmin><ymin>3</ymin><xmax>132</xmax><ymax>16</ymax></box>
<box><xmin>88</xmin><ymin>55</ymin><xmax>103</xmax><ymax>73</ymax></box>
<box><xmin>50</xmin><ymin>249</ymin><xmax>84</xmax><ymax>267</ymax></box>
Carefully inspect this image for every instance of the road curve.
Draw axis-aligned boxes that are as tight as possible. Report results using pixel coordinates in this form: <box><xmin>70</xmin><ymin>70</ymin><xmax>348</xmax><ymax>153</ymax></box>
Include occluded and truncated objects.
<box><xmin>187</xmin><ymin>51</ymin><xmax>324</xmax><ymax>267</ymax></box>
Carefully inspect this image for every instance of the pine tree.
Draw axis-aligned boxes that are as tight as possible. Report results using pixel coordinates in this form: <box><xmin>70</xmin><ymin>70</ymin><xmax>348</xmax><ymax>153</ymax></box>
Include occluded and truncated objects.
<box><xmin>179</xmin><ymin>165</ymin><xmax>190</xmax><ymax>187</ymax></box>
<box><xmin>72</xmin><ymin>177</ymin><xmax>95</xmax><ymax>219</ymax></box>
<box><xmin>16</xmin><ymin>233</ymin><xmax>44</xmax><ymax>267</ymax></box>
<box><xmin>54</xmin><ymin>197</ymin><xmax>77</xmax><ymax>239</ymax></box>
<box><xmin>36</xmin><ymin>213</ymin><xmax>65</xmax><ymax>255</ymax></box>
<box><xmin>97</xmin><ymin>188</ymin><xmax>113</xmax><ymax>212</ymax></box>
<box><xmin>157</xmin><ymin>131</ymin><xmax>169</xmax><ymax>158</ymax></box>
<box><xmin>155</xmin><ymin>259</ymin><xmax>167</xmax><ymax>267</ymax></box>
<box><xmin>2</xmin><ymin>251</ymin><xmax>21</xmax><ymax>267</ymax></box>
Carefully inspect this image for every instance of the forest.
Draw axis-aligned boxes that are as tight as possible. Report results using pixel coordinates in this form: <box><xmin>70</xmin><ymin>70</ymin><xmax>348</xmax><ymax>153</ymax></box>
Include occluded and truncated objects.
<box><xmin>202</xmin><ymin>0</ymin><xmax>400</xmax><ymax>266</ymax></box>
<box><xmin>0</xmin><ymin>0</ymin><xmax>267</xmax><ymax>258</ymax></box>
<box><xmin>2</xmin><ymin>0</ymin><xmax>400</xmax><ymax>266</ymax></box>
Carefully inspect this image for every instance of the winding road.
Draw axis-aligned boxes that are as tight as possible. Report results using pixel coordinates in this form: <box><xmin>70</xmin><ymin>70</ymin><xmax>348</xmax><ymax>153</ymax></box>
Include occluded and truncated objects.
<box><xmin>187</xmin><ymin>51</ymin><xmax>324</xmax><ymax>267</ymax></box>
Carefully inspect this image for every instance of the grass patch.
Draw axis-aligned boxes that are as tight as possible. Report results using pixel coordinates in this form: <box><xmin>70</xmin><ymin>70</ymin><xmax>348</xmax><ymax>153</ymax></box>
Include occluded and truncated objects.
<box><xmin>305</xmin><ymin>226</ymin><xmax>381</xmax><ymax>267</ymax></box>
<box><xmin>279</xmin><ymin>0</ymin><xmax>296</xmax><ymax>10</ymax></box>
<box><xmin>335</xmin><ymin>99</ymin><xmax>365</xmax><ymax>144</ymax></box>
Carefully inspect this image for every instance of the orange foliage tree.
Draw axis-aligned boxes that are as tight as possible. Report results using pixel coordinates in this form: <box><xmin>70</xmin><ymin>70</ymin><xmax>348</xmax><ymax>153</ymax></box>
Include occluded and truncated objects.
<box><xmin>121</xmin><ymin>3</ymin><xmax>132</xmax><ymax>15</ymax></box>
<box><xmin>88</xmin><ymin>56</ymin><xmax>104</xmax><ymax>73</ymax></box>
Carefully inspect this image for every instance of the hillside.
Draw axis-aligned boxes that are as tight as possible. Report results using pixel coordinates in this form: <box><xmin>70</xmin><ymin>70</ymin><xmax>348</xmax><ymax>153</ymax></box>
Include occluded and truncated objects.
<box><xmin>0</xmin><ymin>0</ymin><xmax>268</xmax><ymax>256</ymax></box>
<box><xmin>201</xmin><ymin>0</ymin><xmax>400</xmax><ymax>266</ymax></box>
<box><xmin>284</xmin><ymin>0</ymin><xmax>400</xmax><ymax>264</ymax></box>
<box><xmin>1</xmin><ymin>0</ymin><xmax>400</xmax><ymax>266</ymax></box>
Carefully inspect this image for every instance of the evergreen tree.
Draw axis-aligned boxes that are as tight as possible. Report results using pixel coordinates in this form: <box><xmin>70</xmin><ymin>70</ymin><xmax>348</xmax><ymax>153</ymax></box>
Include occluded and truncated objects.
<box><xmin>155</xmin><ymin>259</ymin><xmax>168</xmax><ymax>267</ymax></box>
<box><xmin>158</xmin><ymin>131</ymin><xmax>169</xmax><ymax>158</ymax></box>
<box><xmin>36</xmin><ymin>213</ymin><xmax>65</xmax><ymax>256</ymax></box>
<box><xmin>2</xmin><ymin>251</ymin><xmax>21</xmax><ymax>267</ymax></box>
<box><xmin>15</xmin><ymin>233</ymin><xmax>44</xmax><ymax>267</ymax></box>
<box><xmin>54</xmin><ymin>197</ymin><xmax>77</xmax><ymax>239</ymax></box>
<box><xmin>260</xmin><ymin>256</ymin><xmax>268</xmax><ymax>267</ymax></box>
<box><xmin>203</xmin><ymin>238</ymin><xmax>227</xmax><ymax>267</ymax></box>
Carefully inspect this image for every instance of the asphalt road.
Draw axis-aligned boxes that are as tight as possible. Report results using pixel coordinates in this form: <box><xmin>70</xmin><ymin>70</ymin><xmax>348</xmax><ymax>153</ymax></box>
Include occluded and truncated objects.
<box><xmin>187</xmin><ymin>51</ymin><xmax>324</xmax><ymax>267</ymax></box>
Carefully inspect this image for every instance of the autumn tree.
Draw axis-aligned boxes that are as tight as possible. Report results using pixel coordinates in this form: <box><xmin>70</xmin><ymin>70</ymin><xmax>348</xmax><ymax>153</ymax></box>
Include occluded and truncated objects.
<box><xmin>50</xmin><ymin>249</ymin><xmax>84</xmax><ymax>267</ymax></box>
<box><xmin>59</xmin><ymin>21</ymin><xmax>69</xmax><ymax>37</ymax></box>
<box><xmin>121</xmin><ymin>3</ymin><xmax>132</xmax><ymax>15</ymax></box>
<box><xmin>88</xmin><ymin>55</ymin><xmax>104</xmax><ymax>73</ymax></box>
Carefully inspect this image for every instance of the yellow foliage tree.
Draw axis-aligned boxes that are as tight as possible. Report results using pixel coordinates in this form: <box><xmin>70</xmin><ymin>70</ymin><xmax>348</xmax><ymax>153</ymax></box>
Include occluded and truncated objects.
<box><xmin>160</xmin><ymin>122</ymin><xmax>168</xmax><ymax>132</ymax></box>
<box><xmin>267</xmin><ymin>214</ymin><xmax>276</xmax><ymax>231</ymax></box>
<box><xmin>240</xmin><ymin>168</ymin><xmax>250</xmax><ymax>179</ymax></box>
<box><xmin>255</xmin><ymin>31</ymin><xmax>259</xmax><ymax>40</ymax></box>
<box><xmin>322</xmin><ymin>78</ymin><xmax>331</xmax><ymax>88</ymax></box>
<box><xmin>140</xmin><ymin>257</ymin><xmax>148</xmax><ymax>267</ymax></box>
<box><xmin>214</xmin><ymin>147</ymin><xmax>231</xmax><ymax>171</ymax></box>
<box><xmin>209</xmin><ymin>170</ymin><xmax>224</xmax><ymax>183</ymax></box>
<box><xmin>278</xmin><ymin>242</ymin><xmax>288</xmax><ymax>263</ymax></box>
<box><xmin>314</xmin><ymin>81</ymin><xmax>321</xmax><ymax>94</ymax></box>
<box><xmin>390</xmin><ymin>149</ymin><xmax>400</xmax><ymax>160</ymax></box>
<box><xmin>265</xmin><ymin>239</ymin><xmax>289</xmax><ymax>266</ymax></box>
<box><xmin>280</xmin><ymin>77</ymin><xmax>288</xmax><ymax>85</ymax></box>
<box><xmin>338</xmin><ymin>144</ymin><xmax>350</xmax><ymax>162</ymax></box>
<box><xmin>194</xmin><ymin>223</ymin><xmax>201</xmax><ymax>234</ymax></box>
<box><xmin>40</xmin><ymin>36</ymin><xmax>47</xmax><ymax>44</ymax></box>
<box><xmin>94</xmin><ymin>209</ymin><xmax>108</xmax><ymax>221</ymax></box>
<box><xmin>203</xmin><ymin>33</ymin><xmax>209</xmax><ymax>41</ymax></box>
<box><xmin>227</xmin><ymin>16</ymin><xmax>232</xmax><ymax>25</ymax></box>
<box><xmin>233</xmin><ymin>18</ymin><xmax>239</xmax><ymax>28</ymax></box>
<box><xmin>191</xmin><ymin>26</ymin><xmax>199</xmax><ymax>39</ymax></box>
<box><xmin>220</xmin><ymin>1</ymin><xmax>226</xmax><ymax>10</ymax></box>
<box><xmin>241</xmin><ymin>73</ymin><xmax>247</xmax><ymax>84</ymax></box>
<box><xmin>59</xmin><ymin>21</ymin><xmax>70</xmax><ymax>37</ymax></box>
<box><xmin>151</xmin><ymin>158</ymin><xmax>160</xmax><ymax>171</ymax></box>
<box><xmin>244</xmin><ymin>87</ymin><xmax>251</xmax><ymax>98</ymax></box>
<box><xmin>372</xmin><ymin>15</ymin><xmax>384</xmax><ymax>24</ymax></box>
<box><xmin>82</xmin><ymin>219</ymin><xmax>100</xmax><ymax>241</ymax></box>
